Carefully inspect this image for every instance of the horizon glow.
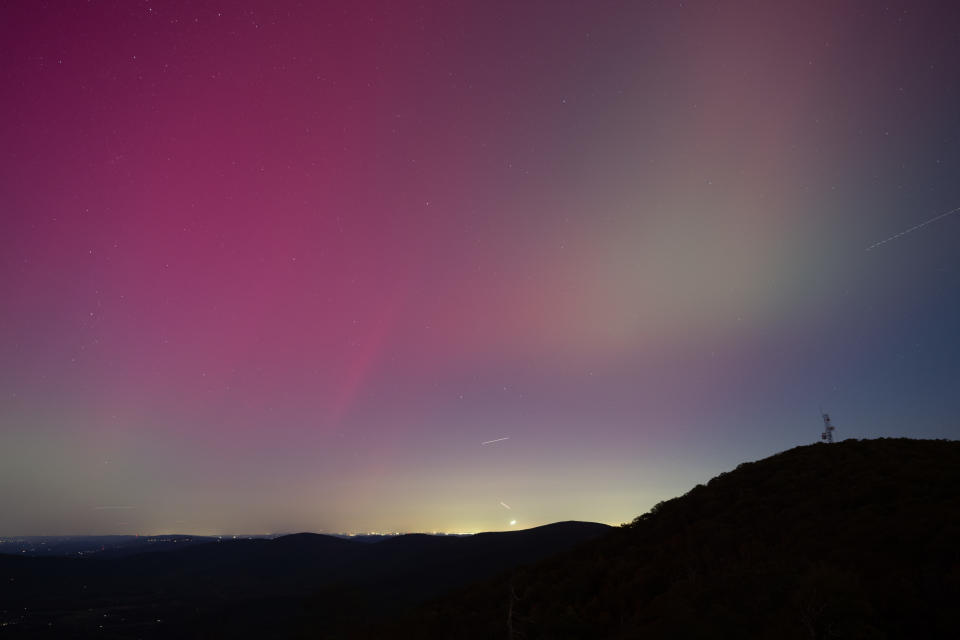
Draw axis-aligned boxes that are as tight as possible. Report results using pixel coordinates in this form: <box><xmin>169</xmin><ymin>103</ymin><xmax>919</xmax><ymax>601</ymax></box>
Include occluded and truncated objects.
<box><xmin>2</xmin><ymin>0</ymin><xmax>959</xmax><ymax>535</ymax></box>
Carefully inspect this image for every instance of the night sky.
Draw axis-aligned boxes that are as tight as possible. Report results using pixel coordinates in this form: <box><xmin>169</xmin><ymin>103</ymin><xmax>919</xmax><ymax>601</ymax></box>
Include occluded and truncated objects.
<box><xmin>2</xmin><ymin>1</ymin><xmax>959</xmax><ymax>536</ymax></box>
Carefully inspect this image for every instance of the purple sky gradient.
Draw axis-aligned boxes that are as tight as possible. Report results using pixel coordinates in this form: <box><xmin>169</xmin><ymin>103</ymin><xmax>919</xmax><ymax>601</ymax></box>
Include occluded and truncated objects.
<box><xmin>2</xmin><ymin>0</ymin><xmax>960</xmax><ymax>534</ymax></box>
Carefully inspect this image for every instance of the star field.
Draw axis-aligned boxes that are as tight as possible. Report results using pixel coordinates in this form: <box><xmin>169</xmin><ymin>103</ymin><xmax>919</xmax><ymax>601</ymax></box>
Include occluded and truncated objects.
<box><xmin>2</xmin><ymin>0</ymin><xmax>959</xmax><ymax>535</ymax></box>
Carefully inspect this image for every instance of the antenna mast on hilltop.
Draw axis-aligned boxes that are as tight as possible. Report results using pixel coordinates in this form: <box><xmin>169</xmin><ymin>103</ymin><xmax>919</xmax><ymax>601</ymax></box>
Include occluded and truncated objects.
<box><xmin>820</xmin><ymin>411</ymin><xmax>836</xmax><ymax>443</ymax></box>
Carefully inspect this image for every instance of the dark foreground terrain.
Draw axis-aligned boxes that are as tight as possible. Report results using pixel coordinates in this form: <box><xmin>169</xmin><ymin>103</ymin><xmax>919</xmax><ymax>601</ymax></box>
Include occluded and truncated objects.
<box><xmin>371</xmin><ymin>438</ymin><xmax>960</xmax><ymax>639</ymax></box>
<box><xmin>3</xmin><ymin>438</ymin><xmax>958</xmax><ymax>639</ymax></box>
<box><xmin>0</xmin><ymin>520</ymin><xmax>609</xmax><ymax>638</ymax></box>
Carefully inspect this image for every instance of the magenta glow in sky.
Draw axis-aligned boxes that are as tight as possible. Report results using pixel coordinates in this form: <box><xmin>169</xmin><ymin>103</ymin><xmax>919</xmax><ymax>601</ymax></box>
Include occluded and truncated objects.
<box><xmin>3</xmin><ymin>1</ymin><xmax>960</xmax><ymax>535</ymax></box>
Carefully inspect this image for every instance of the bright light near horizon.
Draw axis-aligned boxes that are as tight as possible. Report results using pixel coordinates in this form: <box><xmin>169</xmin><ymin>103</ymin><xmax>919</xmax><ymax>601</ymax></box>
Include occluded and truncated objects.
<box><xmin>510</xmin><ymin>520</ymin><xmax>517</xmax><ymax>526</ymax></box>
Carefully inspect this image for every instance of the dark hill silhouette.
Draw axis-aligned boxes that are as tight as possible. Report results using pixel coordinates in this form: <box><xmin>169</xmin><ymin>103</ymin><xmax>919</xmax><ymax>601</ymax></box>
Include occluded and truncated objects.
<box><xmin>0</xmin><ymin>520</ymin><xmax>609</xmax><ymax>637</ymax></box>
<box><xmin>369</xmin><ymin>438</ymin><xmax>960</xmax><ymax>639</ymax></box>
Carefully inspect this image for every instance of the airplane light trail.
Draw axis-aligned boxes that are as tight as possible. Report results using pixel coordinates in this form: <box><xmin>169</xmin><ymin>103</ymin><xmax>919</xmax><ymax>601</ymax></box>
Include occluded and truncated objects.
<box><xmin>866</xmin><ymin>205</ymin><xmax>960</xmax><ymax>251</ymax></box>
<box><xmin>500</xmin><ymin>501</ymin><xmax>511</xmax><ymax>510</ymax></box>
<box><xmin>481</xmin><ymin>437</ymin><xmax>509</xmax><ymax>445</ymax></box>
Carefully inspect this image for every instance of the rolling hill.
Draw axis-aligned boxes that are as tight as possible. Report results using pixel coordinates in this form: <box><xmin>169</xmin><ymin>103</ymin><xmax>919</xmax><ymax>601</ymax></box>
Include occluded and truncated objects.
<box><xmin>0</xmin><ymin>520</ymin><xmax>609</xmax><ymax>637</ymax></box>
<box><xmin>368</xmin><ymin>438</ymin><xmax>960</xmax><ymax>639</ymax></box>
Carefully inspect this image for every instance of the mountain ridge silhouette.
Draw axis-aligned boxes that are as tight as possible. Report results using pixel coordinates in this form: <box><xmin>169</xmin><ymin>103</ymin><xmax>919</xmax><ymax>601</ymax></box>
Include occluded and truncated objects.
<box><xmin>368</xmin><ymin>438</ymin><xmax>960</xmax><ymax>639</ymax></box>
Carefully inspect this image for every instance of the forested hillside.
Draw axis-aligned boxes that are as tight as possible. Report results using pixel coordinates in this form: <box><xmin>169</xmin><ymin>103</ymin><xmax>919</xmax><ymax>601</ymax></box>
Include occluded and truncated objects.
<box><xmin>371</xmin><ymin>439</ymin><xmax>960</xmax><ymax>639</ymax></box>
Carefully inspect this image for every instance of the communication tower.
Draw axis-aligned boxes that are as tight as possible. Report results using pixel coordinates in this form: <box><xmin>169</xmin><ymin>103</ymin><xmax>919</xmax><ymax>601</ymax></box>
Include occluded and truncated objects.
<box><xmin>820</xmin><ymin>411</ymin><xmax>836</xmax><ymax>443</ymax></box>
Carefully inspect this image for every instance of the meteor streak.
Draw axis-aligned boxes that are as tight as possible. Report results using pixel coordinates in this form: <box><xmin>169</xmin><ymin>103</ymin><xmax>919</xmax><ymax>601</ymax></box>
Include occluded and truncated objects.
<box><xmin>500</xmin><ymin>501</ymin><xmax>511</xmax><ymax>510</ymax></box>
<box><xmin>866</xmin><ymin>205</ymin><xmax>960</xmax><ymax>250</ymax></box>
<box><xmin>482</xmin><ymin>437</ymin><xmax>509</xmax><ymax>445</ymax></box>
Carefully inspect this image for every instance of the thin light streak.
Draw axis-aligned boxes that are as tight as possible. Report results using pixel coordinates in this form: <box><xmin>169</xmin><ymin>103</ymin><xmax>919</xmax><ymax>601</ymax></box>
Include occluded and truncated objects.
<box><xmin>481</xmin><ymin>437</ymin><xmax>510</xmax><ymax>445</ymax></box>
<box><xmin>866</xmin><ymin>205</ymin><xmax>960</xmax><ymax>251</ymax></box>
